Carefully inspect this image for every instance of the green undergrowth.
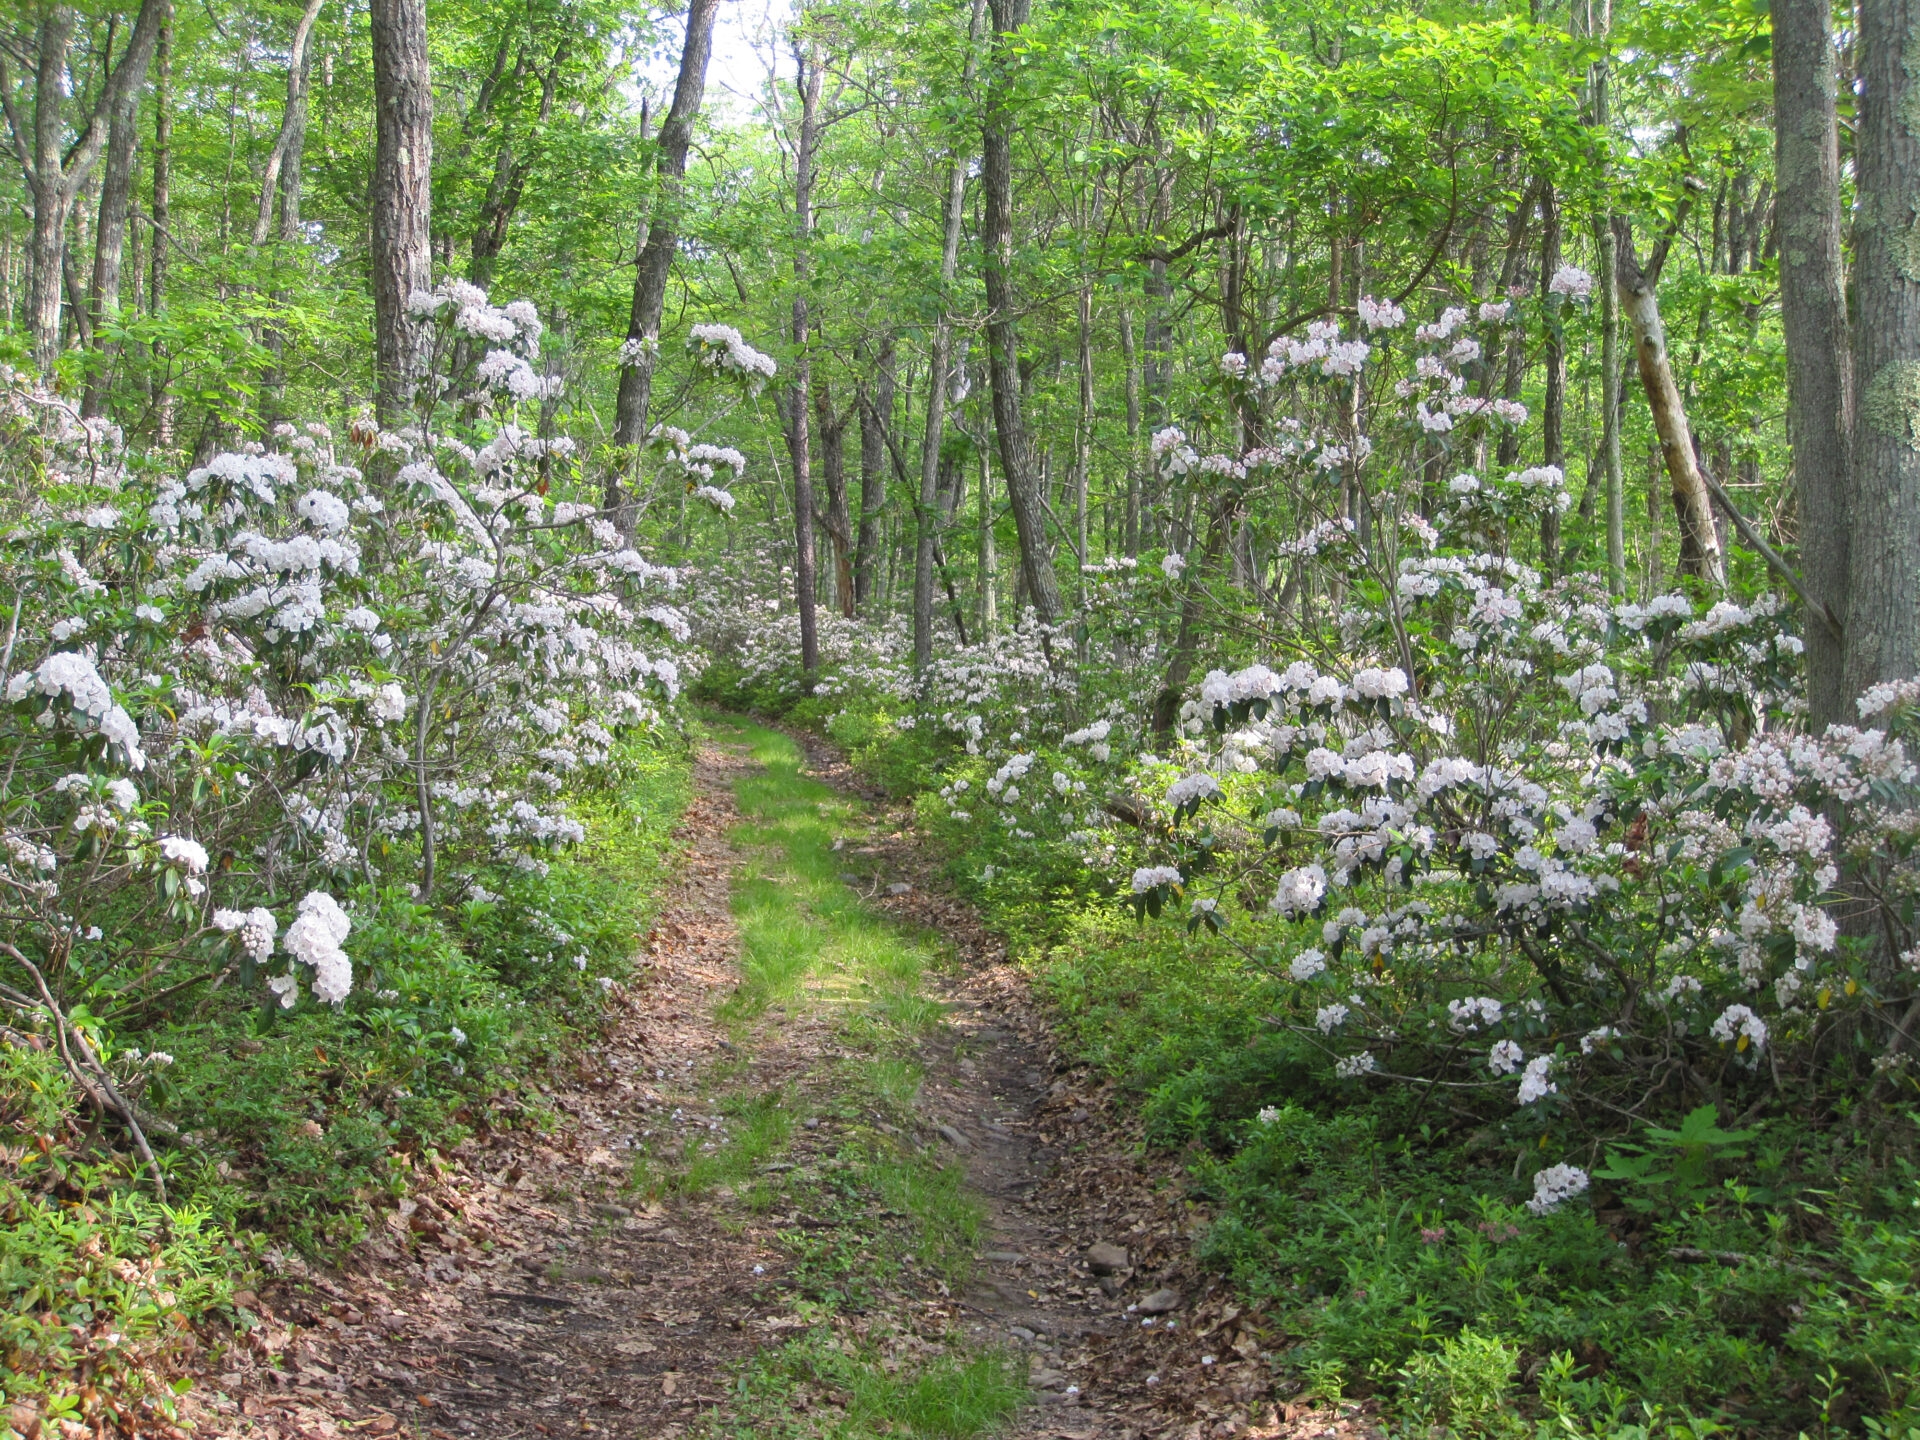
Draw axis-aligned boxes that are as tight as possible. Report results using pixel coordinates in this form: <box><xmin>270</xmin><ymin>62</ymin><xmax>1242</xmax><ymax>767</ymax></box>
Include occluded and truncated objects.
<box><xmin>0</xmin><ymin>734</ymin><xmax>693</xmax><ymax>1428</ymax></box>
<box><xmin>704</xmin><ymin>682</ymin><xmax>1920</xmax><ymax>1439</ymax></box>
<box><xmin>657</xmin><ymin>714</ymin><xmax>1022</xmax><ymax>1440</ymax></box>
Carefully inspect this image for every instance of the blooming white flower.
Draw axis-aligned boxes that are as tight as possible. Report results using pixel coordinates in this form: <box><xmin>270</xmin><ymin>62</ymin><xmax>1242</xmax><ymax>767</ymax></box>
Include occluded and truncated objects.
<box><xmin>1335</xmin><ymin>1050</ymin><xmax>1377</xmax><ymax>1078</ymax></box>
<box><xmin>1526</xmin><ymin>1163</ymin><xmax>1590</xmax><ymax>1214</ymax></box>
<box><xmin>1517</xmin><ymin>1054</ymin><xmax>1557</xmax><ymax>1104</ymax></box>
<box><xmin>1270</xmin><ymin>863</ymin><xmax>1328</xmax><ymax>917</ymax></box>
<box><xmin>1488</xmin><ymin>1039</ymin><xmax>1525</xmax><ymax>1075</ymax></box>
<box><xmin>1316</xmin><ymin>1003</ymin><xmax>1350</xmax><ymax>1033</ymax></box>
<box><xmin>284</xmin><ymin>891</ymin><xmax>352</xmax><ymax>1005</ymax></box>
<box><xmin>1131</xmin><ymin>865</ymin><xmax>1182</xmax><ymax>893</ymax></box>
<box><xmin>1289</xmin><ymin>948</ymin><xmax>1327</xmax><ymax>981</ymax></box>
<box><xmin>1710</xmin><ymin>1003</ymin><xmax>1768</xmax><ymax>1052</ymax></box>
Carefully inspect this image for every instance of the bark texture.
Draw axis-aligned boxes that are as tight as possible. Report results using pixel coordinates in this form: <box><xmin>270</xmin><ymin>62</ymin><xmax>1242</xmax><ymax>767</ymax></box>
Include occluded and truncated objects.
<box><xmin>369</xmin><ymin>0</ymin><xmax>434</xmax><ymax>420</ymax></box>
<box><xmin>2</xmin><ymin>0</ymin><xmax>167</xmax><ymax>374</ymax></box>
<box><xmin>610</xmin><ymin>0</ymin><xmax>720</xmax><ymax>456</ymax></box>
<box><xmin>1773</xmin><ymin>0</ymin><xmax>1854</xmax><ymax>728</ymax></box>
<box><xmin>854</xmin><ymin>335</ymin><xmax>893</xmax><ymax>609</ymax></box>
<box><xmin>1845</xmin><ymin>0</ymin><xmax>1920</xmax><ymax>699</ymax></box>
<box><xmin>784</xmin><ymin>43</ymin><xmax>823</xmax><ymax>677</ymax></box>
<box><xmin>916</xmin><ymin>0</ymin><xmax>988</xmax><ymax>666</ymax></box>
<box><xmin>981</xmin><ymin>0</ymin><xmax>1063</xmax><ymax>626</ymax></box>
<box><xmin>1613</xmin><ymin>215</ymin><xmax>1724</xmax><ymax>585</ymax></box>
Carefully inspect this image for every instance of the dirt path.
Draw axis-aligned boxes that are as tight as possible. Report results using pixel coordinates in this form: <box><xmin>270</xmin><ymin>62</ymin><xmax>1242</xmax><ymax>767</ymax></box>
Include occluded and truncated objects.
<box><xmin>186</xmin><ymin>730</ymin><xmax>1349</xmax><ymax>1440</ymax></box>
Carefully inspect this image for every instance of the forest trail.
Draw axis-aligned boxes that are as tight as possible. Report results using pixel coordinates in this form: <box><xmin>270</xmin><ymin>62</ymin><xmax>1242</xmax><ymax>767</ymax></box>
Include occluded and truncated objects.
<box><xmin>195</xmin><ymin>723</ymin><xmax>1351</xmax><ymax>1440</ymax></box>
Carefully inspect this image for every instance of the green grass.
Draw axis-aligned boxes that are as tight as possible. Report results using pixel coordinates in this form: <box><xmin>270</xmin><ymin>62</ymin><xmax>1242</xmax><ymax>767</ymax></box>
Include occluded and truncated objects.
<box><xmin>669</xmin><ymin>715</ymin><xmax>1017</xmax><ymax>1438</ymax></box>
<box><xmin>712</xmin><ymin>1329</ymin><xmax>1027</xmax><ymax>1440</ymax></box>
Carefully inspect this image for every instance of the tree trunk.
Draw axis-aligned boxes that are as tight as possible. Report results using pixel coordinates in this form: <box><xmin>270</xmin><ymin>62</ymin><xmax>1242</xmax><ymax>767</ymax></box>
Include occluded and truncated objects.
<box><xmin>855</xmin><ymin>335</ymin><xmax>893</xmax><ymax>609</ymax></box>
<box><xmin>1772</xmin><ymin>0</ymin><xmax>1854</xmax><ymax>726</ymax></box>
<box><xmin>5</xmin><ymin>0</ymin><xmax>165</xmax><ymax>375</ymax></box>
<box><xmin>369</xmin><ymin>0</ymin><xmax>434</xmax><ymax>420</ymax></box>
<box><xmin>786</xmin><ymin>42</ymin><xmax>822</xmax><ymax>678</ymax></box>
<box><xmin>252</xmin><ymin>0</ymin><xmax>327</xmax><ymax>247</ymax></box>
<box><xmin>816</xmin><ymin>380</ymin><xmax>855</xmax><ymax>616</ymax></box>
<box><xmin>982</xmin><ymin>0</ymin><xmax>1063</xmax><ymax>626</ymax></box>
<box><xmin>915</xmin><ymin>0</ymin><xmax>988</xmax><ymax>667</ymax></box>
<box><xmin>149</xmin><ymin>9</ymin><xmax>172</xmax><ymax>444</ymax></box>
<box><xmin>1847</xmin><ymin>0</ymin><xmax>1920</xmax><ymax>698</ymax></box>
<box><xmin>977</xmin><ymin>421</ymin><xmax>998</xmax><ymax>633</ymax></box>
<box><xmin>1120</xmin><ymin>303</ymin><xmax>1141</xmax><ymax>555</ymax></box>
<box><xmin>610</xmin><ymin>0</ymin><xmax>720</xmax><ymax>470</ymax></box>
<box><xmin>1539</xmin><ymin>179</ymin><xmax>1565</xmax><ymax>573</ymax></box>
<box><xmin>81</xmin><ymin>2</ymin><xmax>166</xmax><ymax>417</ymax></box>
<box><xmin>469</xmin><ymin>42</ymin><xmax>563</xmax><ymax>289</ymax></box>
<box><xmin>1613</xmin><ymin>215</ymin><xmax>1724</xmax><ymax>585</ymax></box>
<box><xmin>1074</xmin><ymin>281</ymin><xmax>1093</xmax><ymax>583</ymax></box>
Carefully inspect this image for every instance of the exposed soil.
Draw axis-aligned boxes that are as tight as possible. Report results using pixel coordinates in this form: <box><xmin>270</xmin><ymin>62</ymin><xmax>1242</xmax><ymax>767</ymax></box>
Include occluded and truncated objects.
<box><xmin>182</xmin><ymin>735</ymin><xmax>1378</xmax><ymax>1440</ymax></box>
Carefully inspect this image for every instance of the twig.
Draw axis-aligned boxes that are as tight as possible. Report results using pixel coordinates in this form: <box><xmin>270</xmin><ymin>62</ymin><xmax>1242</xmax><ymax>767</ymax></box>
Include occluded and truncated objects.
<box><xmin>1701</xmin><ymin>470</ymin><xmax>1840</xmax><ymax>639</ymax></box>
<box><xmin>3</xmin><ymin>942</ymin><xmax>167</xmax><ymax>1202</ymax></box>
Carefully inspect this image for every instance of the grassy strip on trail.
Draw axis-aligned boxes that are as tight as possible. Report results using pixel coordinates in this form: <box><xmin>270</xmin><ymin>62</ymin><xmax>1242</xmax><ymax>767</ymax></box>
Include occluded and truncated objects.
<box><xmin>642</xmin><ymin>715</ymin><xmax>1024</xmax><ymax>1440</ymax></box>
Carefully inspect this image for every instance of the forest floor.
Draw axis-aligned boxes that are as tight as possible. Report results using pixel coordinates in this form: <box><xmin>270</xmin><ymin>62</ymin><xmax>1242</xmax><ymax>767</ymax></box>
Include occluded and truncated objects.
<box><xmin>182</xmin><ymin>720</ymin><xmax>1377</xmax><ymax>1440</ymax></box>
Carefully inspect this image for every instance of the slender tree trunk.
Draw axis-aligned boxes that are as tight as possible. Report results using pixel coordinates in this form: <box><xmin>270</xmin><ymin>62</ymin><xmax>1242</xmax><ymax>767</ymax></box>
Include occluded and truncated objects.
<box><xmin>982</xmin><ymin>0</ymin><xmax>1063</xmax><ymax>626</ymax></box>
<box><xmin>469</xmin><ymin>43</ymin><xmax>563</xmax><ymax>288</ymax></box>
<box><xmin>22</xmin><ymin>6</ymin><xmax>79</xmax><ymax>373</ymax></box>
<box><xmin>1539</xmin><ymin>179</ymin><xmax>1565</xmax><ymax>573</ymax></box>
<box><xmin>81</xmin><ymin>8</ymin><xmax>165</xmax><ymax>417</ymax></box>
<box><xmin>786</xmin><ymin>42</ymin><xmax>822</xmax><ymax>678</ymax></box>
<box><xmin>252</xmin><ymin>0</ymin><xmax>326</xmax><ymax>247</ymax></box>
<box><xmin>977</xmin><ymin>423</ymin><xmax>997</xmax><ymax>634</ymax></box>
<box><xmin>1120</xmin><ymin>303</ymin><xmax>1141</xmax><ymax>555</ymax></box>
<box><xmin>816</xmin><ymin>381</ymin><xmax>855</xmax><ymax>616</ymax></box>
<box><xmin>610</xmin><ymin>0</ymin><xmax>720</xmax><ymax>472</ymax></box>
<box><xmin>1613</xmin><ymin>216</ymin><xmax>1724</xmax><ymax>585</ymax></box>
<box><xmin>915</xmin><ymin>0</ymin><xmax>988</xmax><ymax>667</ymax></box>
<box><xmin>1847</xmin><ymin>0</ymin><xmax>1920</xmax><ymax>698</ymax></box>
<box><xmin>855</xmin><ymin>335</ymin><xmax>893</xmax><ymax>609</ymax></box>
<box><xmin>149</xmin><ymin>9</ymin><xmax>172</xmax><ymax>444</ymax></box>
<box><xmin>369</xmin><ymin>0</ymin><xmax>434</xmax><ymax>420</ymax></box>
<box><xmin>1074</xmin><ymin>281</ymin><xmax>1093</xmax><ymax>588</ymax></box>
<box><xmin>1773</xmin><ymin>0</ymin><xmax>1855</xmax><ymax>726</ymax></box>
<box><xmin>251</xmin><ymin>0</ymin><xmax>325</xmax><ymax>427</ymax></box>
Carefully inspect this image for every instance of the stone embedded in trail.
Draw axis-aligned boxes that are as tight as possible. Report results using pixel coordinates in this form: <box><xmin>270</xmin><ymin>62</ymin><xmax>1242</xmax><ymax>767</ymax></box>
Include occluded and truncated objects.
<box><xmin>1086</xmin><ymin>1241</ymin><xmax>1130</xmax><ymax>1275</ymax></box>
<box><xmin>1137</xmin><ymin>1287</ymin><xmax>1183</xmax><ymax>1314</ymax></box>
<box><xmin>886</xmin><ymin>881</ymin><xmax>913</xmax><ymax>895</ymax></box>
<box><xmin>982</xmin><ymin>1250</ymin><xmax>1025</xmax><ymax>1264</ymax></box>
<box><xmin>935</xmin><ymin>1123</ymin><xmax>971</xmax><ymax>1149</ymax></box>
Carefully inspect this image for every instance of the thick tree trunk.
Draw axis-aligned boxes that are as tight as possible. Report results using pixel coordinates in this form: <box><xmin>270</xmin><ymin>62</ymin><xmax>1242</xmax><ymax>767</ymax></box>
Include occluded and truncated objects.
<box><xmin>610</xmin><ymin>0</ymin><xmax>720</xmax><ymax>467</ymax></box>
<box><xmin>854</xmin><ymin>335</ymin><xmax>893</xmax><ymax>609</ymax></box>
<box><xmin>786</xmin><ymin>43</ymin><xmax>822</xmax><ymax>678</ymax></box>
<box><xmin>1613</xmin><ymin>216</ymin><xmax>1724</xmax><ymax>585</ymax></box>
<box><xmin>982</xmin><ymin>0</ymin><xmax>1063</xmax><ymax>626</ymax></box>
<box><xmin>1773</xmin><ymin>0</ymin><xmax>1853</xmax><ymax>727</ymax></box>
<box><xmin>915</xmin><ymin>0</ymin><xmax>988</xmax><ymax>667</ymax></box>
<box><xmin>369</xmin><ymin>0</ymin><xmax>434</xmax><ymax>420</ymax></box>
<box><xmin>1847</xmin><ymin>0</ymin><xmax>1920</xmax><ymax>698</ymax></box>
